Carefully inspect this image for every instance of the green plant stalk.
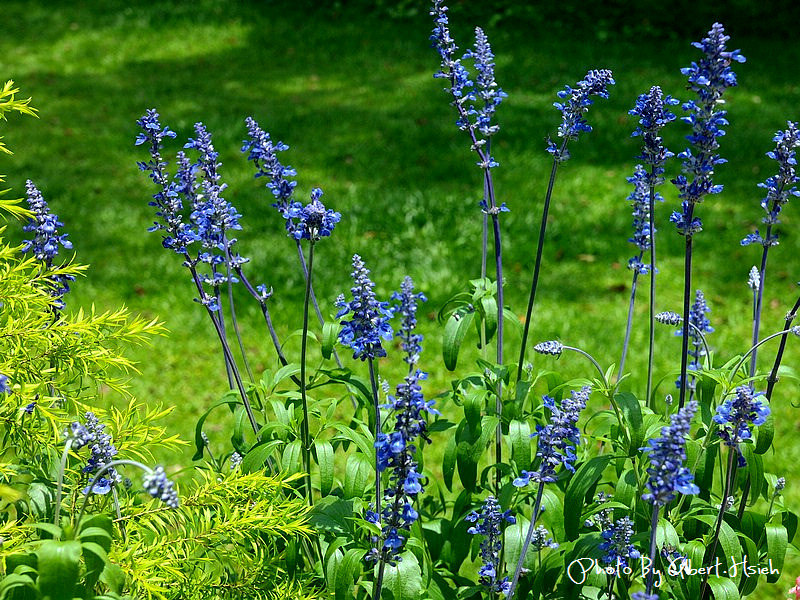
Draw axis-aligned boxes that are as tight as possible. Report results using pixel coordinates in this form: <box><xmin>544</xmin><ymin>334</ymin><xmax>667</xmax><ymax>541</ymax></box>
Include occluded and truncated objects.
<box><xmin>507</xmin><ymin>481</ymin><xmax>545</xmax><ymax>600</ymax></box>
<box><xmin>517</xmin><ymin>142</ymin><xmax>568</xmax><ymax>383</ymax></box>
<box><xmin>618</xmin><ymin>258</ymin><xmax>642</xmax><ymax>378</ymax></box>
<box><xmin>645</xmin><ymin>505</ymin><xmax>660</xmax><ymax>594</ymax></box>
<box><xmin>299</xmin><ymin>241</ymin><xmax>315</xmax><ymax>506</ymax></box>
<box><xmin>699</xmin><ymin>447</ymin><xmax>737</xmax><ymax>600</ymax></box>
<box><xmin>678</xmin><ymin>226</ymin><xmax>695</xmax><ymax>410</ymax></box>
<box><xmin>53</xmin><ymin>438</ymin><xmax>73</xmax><ymax>526</ymax></box>
<box><xmin>646</xmin><ymin>181</ymin><xmax>657</xmax><ymax>409</ymax></box>
<box><xmin>368</xmin><ymin>359</ymin><xmax>382</xmax><ymax>534</ymax></box>
<box><xmin>729</xmin><ymin>327</ymin><xmax>798</xmax><ymax>384</ymax></box>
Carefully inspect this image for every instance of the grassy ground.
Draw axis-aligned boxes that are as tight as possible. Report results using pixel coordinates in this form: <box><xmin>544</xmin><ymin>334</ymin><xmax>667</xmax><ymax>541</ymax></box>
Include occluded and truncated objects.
<box><xmin>2</xmin><ymin>1</ymin><xmax>800</xmax><ymax>597</ymax></box>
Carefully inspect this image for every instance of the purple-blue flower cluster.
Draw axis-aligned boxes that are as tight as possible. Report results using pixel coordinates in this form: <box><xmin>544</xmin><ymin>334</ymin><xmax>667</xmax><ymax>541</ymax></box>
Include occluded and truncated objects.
<box><xmin>0</xmin><ymin>374</ymin><xmax>10</xmax><ymax>394</ymax></box>
<box><xmin>184</xmin><ymin>122</ymin><xmax>246</xmax><ymax>274</ymax></box>
<box><xmin>430</xmin><ymin>2</ymin><xmax>505</xmax><ymax>171</ymax></box>
<box><xmin>631</xmin><ymin>593</ymin><xmax>659</xmax><ymax>600</ymax></box>
<box><xmin>336</xmin><ymin>255</ymin><xmax>393</xmax><ymax>361</ymax></box>
<box><xmin>136</xmin><ymin>111</ymin><xmax>260</xmax><ymax>312</ymax></box>
<box><xmin>513</xmin><ymin>386</ymin><xmax>589</xmax><ymax>487</ymax></box>
<box><xmin>675</xmin><ymin>290</ymin><xmax>713</xmax><ymax>391</ymax></box>
<box><xmin>630</xmin><ymin>86</ymin><xmax>679</xmax><ymax>174</ymax></box>
<box><xmin>142</xmin><ymin>465</ymin><xmax>180</xmax><ymax>508</ymax></box>
<box><xmin>283</xmin><ymin>188</ymin><xmax>340</xmax><ymax>242</ymax></box>
<box><xmin>463</xmin><ymin>27</ymin><xmax>507</xmax><ymax>140</ymax></box>
<box><xmin>391</xmin><ymin>276</ymin><xmax>427</xmax><ymax>367</ymax></box>
<box><xmin>241</xmin><ymin>116</ymin><xmax>297</xmax><ymax>211</ymax></box>
<box><xmin>741</xmin><ymin>122</ymin><xmax>800</xmax><ymax>248</ymax></box>
<box><xmin>671</xmin><ymin>23</ymin><xmax>745</xmax><ymax>236</ymax></box>
<box><xmin>626</xmin><ymin>165</ymin><xmax>656</xmax><ymax>274</ymax></box>
<box><xmin>641</xmin><ymin>401</ymin><xmax>699</xmax><ymax>506</ymax></box>
<box><xmin>135</xmin><ymin>109</ymin><xmax>196</xmax><ymax>255</ymax></box>
<box><xmin>21</xmin><ymin>181</ymin><xmax>75</xmax><ymax>307</ymax></box>
<box><xmin>466</xmin><ymin>496</ymin><xmax>516</xmax><ymax>596</ymax></box>
<box><xmin>547</xmin><ymin>69</ymin><xmax>615</xmax><ymax>162</ymax></box>
<box><xmin>367</xmin><ymin>284</ymin><xmax>435</xmax><ymax>565</ymax></box>
<box><xmin>714</xmin><ymin>385</ymin><xmax>770</xmax><ymax>466</ymax></box>
<box><xmin>599</xmin><ymin>516</ymin><xmax>641</xmax><ymax>568</ymax></box>
<box><xmin>67</xmin><ymin>412</ymin><xmax>121</xmax><ymax>495</ymax></box>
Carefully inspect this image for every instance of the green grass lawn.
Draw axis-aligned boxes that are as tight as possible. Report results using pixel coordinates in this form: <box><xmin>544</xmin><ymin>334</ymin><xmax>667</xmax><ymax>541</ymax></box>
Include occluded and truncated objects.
<box><xmin>3</xmin><ymin>1</ymin><xmax>800</xmax><ymax>597</ymax></box>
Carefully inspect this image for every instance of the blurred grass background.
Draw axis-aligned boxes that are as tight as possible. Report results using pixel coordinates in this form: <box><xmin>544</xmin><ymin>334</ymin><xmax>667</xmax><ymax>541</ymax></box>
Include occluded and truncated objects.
<box><xmin>2</xmin><ymin>1</ymin><xmax>800</xmax><ymax>597</ymax></box>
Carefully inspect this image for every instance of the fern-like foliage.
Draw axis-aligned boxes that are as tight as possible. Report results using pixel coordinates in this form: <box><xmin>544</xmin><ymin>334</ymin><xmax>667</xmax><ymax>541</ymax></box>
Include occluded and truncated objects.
<box><xmin>113</xmin><ymin>470</ymin><xmax>320</xmax><ymax>600</ymax></box>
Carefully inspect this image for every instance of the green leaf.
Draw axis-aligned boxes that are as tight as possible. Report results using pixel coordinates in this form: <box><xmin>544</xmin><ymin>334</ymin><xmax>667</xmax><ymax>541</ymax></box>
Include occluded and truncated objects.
<box><xmin>192</xmin><ymin>396</ymin><xmax>240</xmax><ymax>460</ymax></box>
<box><xmin>765</xmin><ymin>523</ymin><xmax>788</xmax><ymax>582</ymax></box>
<box><xmin>343</xmin><ymin>453</ymin><xmax>372</xmax><ymax>499</ymax></box>
<box><xmin>503</xmin><ymin>515</ymin><xmax>537</xmax><ymax>571</ymax></box>
<box><xmin>335</xmin><ymin>548</ymin><xmax>363</xmax><ymax>600</ymax></box>
<box><xmin>81</xmin><ymin>541</ymin><xmax>109</xmax><ymax>590</ymax></box>
<box><xmin>614</xmin><ymin>392</ymin><xmax>643</xmax><ymax>455</ymax></box>
<box><xmin>282</xmin><ymin>439</ymin><xmax>303</xmax><ymax>475</ymax></box>
<box><xmin>241</xmin><ymin>440</ymin><xmax>281</xmax><ymax>473</ymax></box>
<box><xmin>539</xmin><ymin>488</ymin><xmax>565</xmax><ymax>541</ymax></box>
<box><xmin>443</xmin><ymin>310</ymin><xmax>474</xmax><ymax>371</ymax></box>
<box><xmin>478</xmin><ymin>296</ymin><xmax>497</xmax><ymax>345</ymax></box>
<box><xmin>463</xmin><ymin>388</ymin><xmax>485</xmax><ymax>433</ymax></box>
<box><xmin>36</xmin><ymin>540</ymin><xmax>81</xmax><ymax>600</ymax></box>
<box><xmin>754</xmin><ymin>412</ymin><xmax>774</xmax><ymax>454</ymax></box>
<box><xmin>443</xmin><ymin>433</ymin><xmax>456</xmax><ymax>492</ymax></box>
<box><xmin>509</xmin><ymin>420</ymin><xmax>532</xmax><ymax>471</ymax></box>
<box><xmin>322</xmin><ymin>321</ymin><xmax>339</xmax><ymax>360</ymax></box>
<box><xmin>332</xmin><ymin>423</ymin><xmax>375</xmax><ymax>468</ymax></box>
<box><xmin>99</xmin><ymin>562</ymin><xmax>126</xmax><ymax>594</ymax></box>
<box><xmin>381</xmin><ymin>550</ymin><xmax>423</xmax><ymax>600</ymax></box>
<box><xmin>309</xmin><ymin>497</ymin><xmax>354</xmax><ymax>537</ymax></box>
<box><xmin>564</xmin><ymin>456</ymin><xmax>613</xmax><ymax>540</ymax></box>
<box><xmin>273</xmin><ymin>363</ymin><xmax>301</xmax><ymax>387</ymax></box>
<box><xmin>314</xmin><ymin>440</ymin><xmax>335</xmax><ymax>496</ymax></box>
<box><xmin>706</xmin><ymin>576</ymin><xmax>739</xmax><ymax>600</ymax></box>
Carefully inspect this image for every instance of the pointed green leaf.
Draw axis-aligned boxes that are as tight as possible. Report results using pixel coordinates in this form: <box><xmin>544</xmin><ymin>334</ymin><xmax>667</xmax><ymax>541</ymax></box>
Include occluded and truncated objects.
<box><xmin>564</xmin><ymin>456</ymin><xmax>613</xmax><ymax>540</ymax></box>
<box><xmin>192</xmin><ymin>396</ymin><xmax>240</xmax><ymax>460</ymax></box>
<box><xmin>443</xmin><ymin>310</ymin><xmax>474</xmax><ymax>371</ymax></box>
<box><xmin>36</xmin><ymin>540</ymin><xmax>81</xmax><ymax>600</ymax></box>
<box><xmin>509</xmin><ymin>419</ymin><xmax>532</xmax><ymax>471</ymax></box>
<box><xmin>765</xmin><ymin>523</ymin><xmax>788</xmax><ymax>582</ymax></box>
<box><xmin>343</xmin><ymin>453</ymin><xmax>372</xmax><ymax>499</ymax></box>
<box><xmin>322</xmin><ymin>321</ymin><xmax>339</xmax><ymax>360</ymax></box>
<box><xmin>314</xmin><ymin>440</ymin><xmax>335</xmax><ymax>496</ymax></box>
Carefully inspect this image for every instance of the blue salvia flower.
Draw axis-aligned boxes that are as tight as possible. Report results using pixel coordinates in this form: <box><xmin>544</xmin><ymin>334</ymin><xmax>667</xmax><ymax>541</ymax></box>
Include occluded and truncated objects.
<box><xmin>632</xmin><ymin>593</ymin><xmax>659</xmax><ymax>600</ymax></box>
<box><xmin>513</xmin><ymin>386</ymin><xmax>589</xmax><ymax>487</ymax></box>
<box><xmin>184</xmin><ymin>122</ymin><xmax>246</xmax><ymax>273</ymax></box>
<box><xmin>529</xmin><ymin>525</ymin><xmax>559</xmax><ymax>551</ymax></box>
<box><xmin>67</xmin><ymin>412</ymin><xmax>121</xmax><ymax>495</ymax></box>
<box><xmin>142</xmin><ymin>465</ymin><xmax>180</xmax><ymax>508</ymax></box>
<box><xmin>641</xmin><ymin>401</ymin><xmax>700</xmax><ymax>506</ymax></box>
<box><xmin>21</xmin><ymin>181</ymin><xmax>75</xmax><ymax>306</ymax></box>
<box><xmin>547</xmin><ymin>69</ymin><xmax>615</xmax><ymax>162</ymax></box>
<box><xmin>675</xmin><ymin>290</ymin><xmax>713</xmax><ymax>391</ymax></box>
<box><xmin>671</xmin><ymin>23</ymin><xmax>745</xmax><ymax>236</ymax></box>
<box><xmin>466</xmin><ymin>496</ymin><xmax>516</xmax><ymax>596</ymax></box>
<box><xmin>629</xmin><ymin>86</ymin><xmax>679</xmax><ymax>176</ymax></box>
<box><xmin>368</xmin><ymin>368</ymin><xmax>436</xmax><ymax>565</ymax></box>
<box><xmin>241</xmin><ymin>116</ymin><xmax>297</xmax><ymax>211</ymax></box>
<box><xmin>599</xmin><ymin>516</ymin><xmax>641</xmax><ymax>567</ymax></box>
<box><xmin>463</xmin><ymin>27</ymin><xmax>507</xmax><ymax>140</ymax></box>
<box><xmin>0</xmin><ymin>374</ymin><xmax>10</xmax><ymax>394</ymax></box>
<box><xmin>283</xmin><ymin>188</ymin><xmax>340</xmax><ymax>242</ymax></box>
<box><xmin>741</xmin><ymin>122</ymin><xmax>800</xmax><ymax>248</ymax></box>
<box><xmin>714</xmin><ymin>385</ymin><xmax>770</xmax><ymax>466</ymax></box>
<box><xmin>135</xmin><ymin>110</ymin><xmax>198</xmax><ymax>255</ymax></box>
<box><xmin>391</xmin><ymin>276</ymin><xmax>427</xmax><ymax>367</ymax></box>
<box><xmin>626</xmin><ymin>165</ymin><xmax>656</xmax><ymax>274</ymax></box>
<box><xmin>430</xmin><ymin>1</ymin><xmax>475</xmax><ymax>112</ymax></box>
<box><xmin>774</xmin><ymin>477</ymin><xmax>786</xmax><ymax>496</ymax></box>
<box><xmin>533</xmin><ymin>340</ymin><xmax>563</xmax><ymax>357</ymax></box>
<box><xmin>336</xmin><ymin>254</ymin><xmax>393</xmax><ymax>361</ymax></box>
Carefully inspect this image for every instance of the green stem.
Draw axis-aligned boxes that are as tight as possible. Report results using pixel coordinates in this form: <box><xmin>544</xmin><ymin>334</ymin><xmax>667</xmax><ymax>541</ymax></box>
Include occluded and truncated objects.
<box><xmin>53</xmin><ymin>439</ymin><xmax>73</xmax><ymax>526</ymax></box>
<box><xmin>300</xmin><ymin>241</ymin><xmax>315</xmax><ymax>505</ymax></box>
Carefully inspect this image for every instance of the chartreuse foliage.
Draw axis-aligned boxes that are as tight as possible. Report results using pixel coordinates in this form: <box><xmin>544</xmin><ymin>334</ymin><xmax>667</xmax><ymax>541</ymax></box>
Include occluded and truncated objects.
<box><xmin>0</xmin><ymin>83</ymin><xmax>320</xmax><ymax>599</ymax></box>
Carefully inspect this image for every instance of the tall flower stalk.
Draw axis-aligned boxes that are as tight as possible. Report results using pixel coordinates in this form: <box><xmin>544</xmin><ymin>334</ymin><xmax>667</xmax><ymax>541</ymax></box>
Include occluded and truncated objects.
<box><xmin>675</xmin><ymin>290</ymin><xmax>713</xmax><ymax>403</ymax></box>
<box><xmin>336</xmin><ymin>255</ymin><xmax>393</xmax><ymax>546</ymax></box>
<box><xmin>507</xmin><ymin>386</ymin><xmax>589</xmax><ymax>599</ymax></box>
<box><xmin>466</xmin><ymin>496</ymin><xmax>516</xmax><ymax>597</ymax></box>
<box><xmin>431</xmin><ymin>2</ymin><xmax>508</xmax><ymax>483</ymax></box>
<box><xmin>700</xmin><ymin>387</ymin><xmax>769</xmax><ymax>598</ymax></box>
<box><xmin>621</xmin><ymin>87</ymin><xmax>677</xmax><ymax>404</ymax></box>
<box><xmin>641</xmin><ymin>401</ymin><xmax>699</xmax><ymax>595</ymax></box>
<box><xmin>517</xmin><ymin>69</ymin><xmax>615</xmax><ymax>382</ymax></box>
<box><xmin>368</xmin><ymin>277</ymin><xmax>434</xmax><ymax>599</ymax></box>
<box><xmin>671</xmin><ymin>23</ymin><xmax>745</xmax><ymax>408</ymax></box>
<box><xmin>241</xmin><ymin>117</ymin><xmax>351</xmax><ymax>382</ymax></box>
<box><xmin>741</xmin><ymin>122</ymin><xmax>800</xmax><ymax>383</ymax></box>
<box><xmin>287</xmin><ymin>188</ymin><xmax>340</xmax><ymax>503</ymax></box>
<box><xmin>136</xmin><ymin>110</ymin><xmax>262</xmax><ymax>434</ymax></box>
